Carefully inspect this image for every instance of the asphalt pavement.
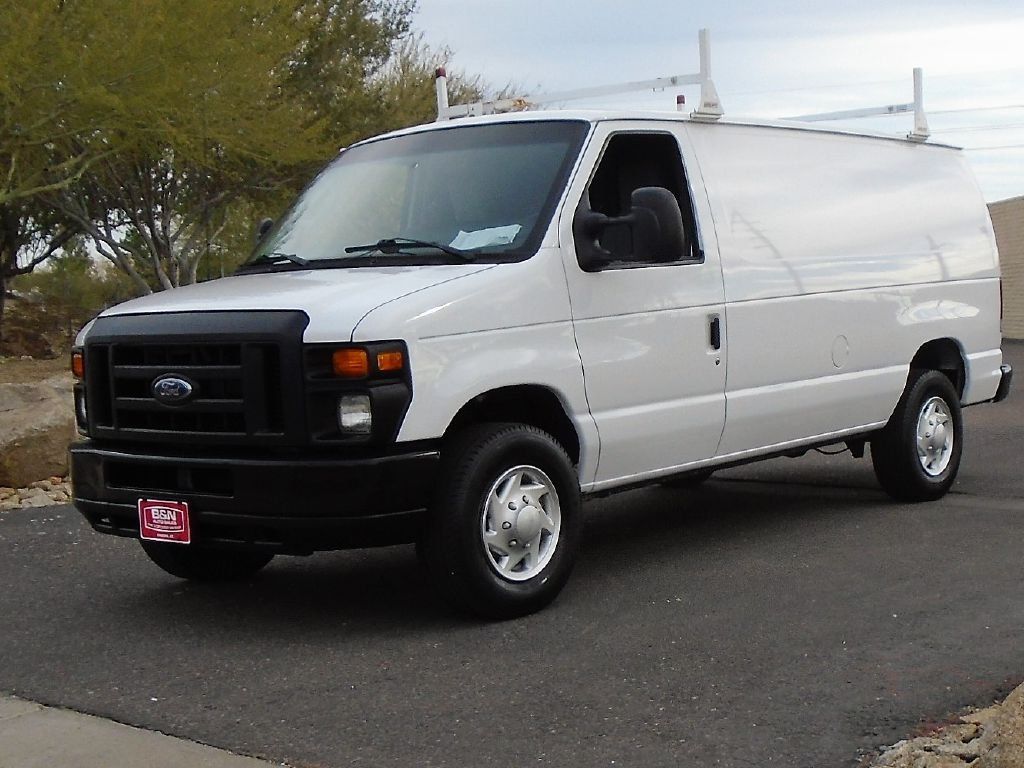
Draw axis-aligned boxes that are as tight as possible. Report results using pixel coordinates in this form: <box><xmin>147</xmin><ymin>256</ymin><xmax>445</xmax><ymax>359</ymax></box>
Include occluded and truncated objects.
<box><xmin>1</xmin><ymin>342</ymin><xmax>1022</xmax><ymax>768</ymax></box>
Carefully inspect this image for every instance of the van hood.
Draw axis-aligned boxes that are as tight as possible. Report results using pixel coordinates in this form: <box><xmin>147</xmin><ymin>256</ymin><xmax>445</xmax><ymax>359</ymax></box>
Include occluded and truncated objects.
<box><xmin>98</xmin><ymin>264</ymin><xmax>495</xmax><ymax>341</ymax></box>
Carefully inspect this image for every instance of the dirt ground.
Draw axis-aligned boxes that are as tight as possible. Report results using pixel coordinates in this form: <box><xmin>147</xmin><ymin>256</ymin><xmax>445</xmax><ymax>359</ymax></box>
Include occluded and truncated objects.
<box><xmin>0</xmin><ymin>355</ymin><xmax>68</xmax><ymax>384</ymax></box>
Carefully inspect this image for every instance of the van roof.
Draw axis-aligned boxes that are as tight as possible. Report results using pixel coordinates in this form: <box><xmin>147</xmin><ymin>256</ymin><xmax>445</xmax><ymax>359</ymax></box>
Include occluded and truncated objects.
<box><xmin>355</xmin><ymin>109</ymin><xmax>962</xmax><ymax>152</ymax></box>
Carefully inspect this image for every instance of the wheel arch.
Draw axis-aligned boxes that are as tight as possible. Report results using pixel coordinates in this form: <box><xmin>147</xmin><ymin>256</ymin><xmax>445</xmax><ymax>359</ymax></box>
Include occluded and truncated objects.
<box><xmin>910</xmin><ymin>338</ymin><xmax>967</xmax><ymax>398</ymax></box>
<box><xmin>443</xmin><ymin>385</ymin><xmax>582</xmax><ymax>466</ymax></box>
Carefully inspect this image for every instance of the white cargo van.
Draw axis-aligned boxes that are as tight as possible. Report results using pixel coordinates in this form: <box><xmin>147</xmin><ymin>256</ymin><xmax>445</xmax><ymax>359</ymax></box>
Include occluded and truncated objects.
<box><xmin>70</xmin><ymin>108</ymin><xmax>1012</xmax><ymax>618</ymax></box>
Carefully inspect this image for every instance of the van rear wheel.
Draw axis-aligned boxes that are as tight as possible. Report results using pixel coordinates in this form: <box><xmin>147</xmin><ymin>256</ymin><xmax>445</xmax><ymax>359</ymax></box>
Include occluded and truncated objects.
<box><xmin>139</xmin><ymin>540</ymin><xmax>274</xmax><ymax>581</ymax></box>
<box><xmin>420</xmin><ymin>423</ymin><xmax>581</xmax><ymax>620</ymax></box>
<box><xmin>871</xmin><ymin>369</ymin><xmax>963</xmax><ymax>502</ymax></box>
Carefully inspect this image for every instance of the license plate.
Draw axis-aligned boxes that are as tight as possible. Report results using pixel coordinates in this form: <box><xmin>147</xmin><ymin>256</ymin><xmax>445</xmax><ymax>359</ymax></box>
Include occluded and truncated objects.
<box><xmin>138</xmin><ymin>499</ymin><xmax>191</xmax><ymax>545</ymax></box>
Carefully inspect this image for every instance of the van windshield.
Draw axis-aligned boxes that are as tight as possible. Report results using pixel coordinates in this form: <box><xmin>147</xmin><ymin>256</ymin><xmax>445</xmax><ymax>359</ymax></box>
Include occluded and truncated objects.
<box><xmin>247</xmin><ymin>121</ymin><xmax>589</xmax><ymax>268</ymax></box>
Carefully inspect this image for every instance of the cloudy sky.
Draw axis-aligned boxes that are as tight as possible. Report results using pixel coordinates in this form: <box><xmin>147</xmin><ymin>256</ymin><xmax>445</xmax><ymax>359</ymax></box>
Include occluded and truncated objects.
<box><xmin>413</xmin><ymin>0</ymin><xmax>1024</xmax><ymax>202</ymax></box>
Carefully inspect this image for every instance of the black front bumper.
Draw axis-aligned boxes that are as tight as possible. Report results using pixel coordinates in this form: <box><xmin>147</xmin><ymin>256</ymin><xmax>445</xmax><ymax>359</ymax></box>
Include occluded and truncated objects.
<box><xmin>71</xmin><ymin>441</ymin><xmax>439</xmax><ymax>554</ymax></box>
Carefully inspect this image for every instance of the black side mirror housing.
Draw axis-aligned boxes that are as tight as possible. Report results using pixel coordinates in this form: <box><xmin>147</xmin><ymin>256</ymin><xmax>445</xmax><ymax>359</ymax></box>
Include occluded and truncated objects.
<box><xmin>255</xmin><ymin>217</ymin><xmax>274</xmax><ymax>244</ymax></box>
<box><xmin>573</xmin><ymin>187</ymin><xmax>686</xmax><ymax>271</ymax></box>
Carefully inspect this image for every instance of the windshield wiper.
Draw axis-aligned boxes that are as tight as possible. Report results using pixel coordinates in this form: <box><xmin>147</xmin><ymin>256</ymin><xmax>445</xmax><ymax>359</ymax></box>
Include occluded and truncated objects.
<box><xmin>250</xmin><ymin>251</ymin><xmax>309</xmax><ymax>267</ymax></box>
<box><xmin>343</xmin><ymin>237</ymin><xmax>474</xmax><ymax>262</ymax></box>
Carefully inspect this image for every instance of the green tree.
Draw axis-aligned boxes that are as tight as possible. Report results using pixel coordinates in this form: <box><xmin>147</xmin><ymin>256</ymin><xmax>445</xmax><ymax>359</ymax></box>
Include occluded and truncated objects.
<box><xmin>39</xmin><ymin>0</ymin><xmax>368</xmax><ymax>293</ymax></box>
<box><xmin>0</xmin><ymin>0</ymin><xmax>493</xmax><ymax>337</ymax></box>
<box><xmin>0</xmin><ymin>203</ymin><xmax>75</xmax><ymax>346</ymax></box>
<box><xmin>369</xmin><ymin>35</ymin><xmax>487</xmax><ymax>130</ymax></box>
<box><xmin>11</xmin><ymin>243</ymin><xmax>137</xmax><ymax>346</ymax></box>
<box><xmin>0</xmin><ymin>3</ymin><xmax>116</xmax><ymax>207</ymax></box>
<box><xmin>0</xmin><ymin>2</ymin><xmax>95</xmax><ymax>344</ymax></box>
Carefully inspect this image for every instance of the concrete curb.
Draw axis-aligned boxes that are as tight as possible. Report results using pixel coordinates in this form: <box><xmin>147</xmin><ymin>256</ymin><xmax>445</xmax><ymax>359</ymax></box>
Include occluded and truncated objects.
<box><xmin>0</xmin><ymin>696</ymin><xmax>285</xmax><ymax>768</ymax></box>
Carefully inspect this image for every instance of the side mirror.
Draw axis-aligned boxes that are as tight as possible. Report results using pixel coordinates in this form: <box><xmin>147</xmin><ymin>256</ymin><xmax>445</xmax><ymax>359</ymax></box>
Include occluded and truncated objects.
<box><xmin>570</xmin><ymin>204</ymin><xmax>602</xmax><ymax>272</ymax></box>
<box><xmin>255</xmin><ymin>217</ymin><xmax>274</xmax><ymax>243</ymax></box>
<box><xmin>573</xmin><ymin>187</ymin><xmax>686</xmax><ymax>271</ymax></box>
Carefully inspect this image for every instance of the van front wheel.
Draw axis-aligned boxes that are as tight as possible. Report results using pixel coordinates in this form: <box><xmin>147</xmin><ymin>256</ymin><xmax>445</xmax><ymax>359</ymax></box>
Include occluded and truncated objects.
<box><xmin>420</xmin><ymin>423</ymin><xmax>581</xmax><ymax>619</ymax></box>
<box><xmin>871</xmin><ymin>369</ymin><xmax>963</xmax><ymax>502</ymax></box>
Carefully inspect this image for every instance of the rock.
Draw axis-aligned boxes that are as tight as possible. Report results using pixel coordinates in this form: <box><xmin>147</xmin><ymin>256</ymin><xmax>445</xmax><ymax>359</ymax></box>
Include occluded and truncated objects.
<box><xmin>931</xmin><ymin>739</ymin><xmax>983</xmax><ymax>760</ymax></box>
<box><xmin>873</xmin><ymin>739</ymin><xmax>967</xmax><ymax>767</ymax></box>
<box><xmin>870</xmin><ymin>685</ymin><xmax>1024</xmax><ymax>768</ymax></box>
<box><xmin>0</xmin><ymin>327</ymin><xmax>54</xmax><ymax>358</ymax></box>
<box><xmin>0</xmin><ymin>487</ymin><xmax>15</xmax><ymax>500</ymax></box>
<box><xmin>20</xmin><ymin>495</ymin><xmax>52</xmax><ymax>508</ymax></box>
<box><xmin>0</xmin><ymin>377</ymin><xmax>75</xmax><ymax>488</ymax></box>
<box><xmin>977</xmin><ymin>685</ymin><xmax>1024</xmax><ymax>767</ymax></box>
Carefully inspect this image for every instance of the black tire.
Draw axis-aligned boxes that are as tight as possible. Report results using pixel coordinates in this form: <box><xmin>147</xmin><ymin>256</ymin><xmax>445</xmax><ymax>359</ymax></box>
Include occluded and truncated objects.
<box><xmin>139</xmin><ymin>540</ymin><xmax>273</xmax><ymax>581</ymax></box>
<box><xmin>871</xmin><ymin>369</ymin><xmax>963</xmax><ymax>502</ymax></box>
<box><xmin>419</xmin><ymin>423</ymin><xmax>582</xmax><ymax>620</ymax></box>
<box><xmin>660</xmin><ymin>468</ymin><xmax>714</xmax><ymax>488</ymax></box>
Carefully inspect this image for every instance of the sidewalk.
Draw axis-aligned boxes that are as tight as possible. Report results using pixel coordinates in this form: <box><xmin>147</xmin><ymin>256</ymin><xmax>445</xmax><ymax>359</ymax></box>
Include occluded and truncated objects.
<box><xmin>0</xmin><ymin>696</ymin><xmax>283</xmax><ymax>768</ymax></box>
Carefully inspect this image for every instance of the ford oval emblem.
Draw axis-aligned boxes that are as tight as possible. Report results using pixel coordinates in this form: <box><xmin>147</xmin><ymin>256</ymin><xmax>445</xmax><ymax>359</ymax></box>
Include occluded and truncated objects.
<box><xmin>151</xmin><ymin>375</ymin><xmax>195</xmax><ymax>405</ymax></box>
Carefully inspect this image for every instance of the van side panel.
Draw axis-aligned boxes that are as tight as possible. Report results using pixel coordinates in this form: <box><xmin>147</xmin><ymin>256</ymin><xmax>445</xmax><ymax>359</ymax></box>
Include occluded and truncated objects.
<box><xmin>717</xmin><ymin>281</ymin><xmax>997</xmax><ymax>454</ymax></box>
<box><xmin>684</xmin><ymin>124</ymin><xmax>999</xmax><ymax>299</ymax></box>
<box><xmin>684</xmin><ymin>123</ymin><xmax>1002</xmax><ymax>456</ymax></box>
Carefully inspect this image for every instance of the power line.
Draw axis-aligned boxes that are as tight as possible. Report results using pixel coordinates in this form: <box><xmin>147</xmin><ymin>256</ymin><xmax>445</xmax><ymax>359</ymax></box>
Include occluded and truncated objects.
<box><xmin>724</xmin><ymin>78</ymin><xmax>904</xmax><ymax>97</ymax></box>
<box><xmin>963</xmin><ymin>144</ymin><xmax>1024</xmax><ymax>152</ymax></box>
<box><xmin>724</xmin><ymin>69</ymin><xmax>1024</xmax><ymax>100</ymax></box>
<box><xmin>930</xmin><ymin>104</ymin><xmax>1024</xmax><ymax>116</ymax></box>
<box><xmin>784</xmin><ymin>104</ymin><xmax>1024</xmax><ymax>123</ymax></box>
<box><xmin>933</xmin><ymin>122</ymin><xmax>1024</xmax><ymax>134</ymax></box>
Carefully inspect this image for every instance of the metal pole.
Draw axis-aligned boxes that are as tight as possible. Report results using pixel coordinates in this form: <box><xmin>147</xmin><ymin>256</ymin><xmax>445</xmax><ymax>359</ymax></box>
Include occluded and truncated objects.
<box><xmin>435</xmin><ymin>67</ymin><xmax>450</xmax><ymax>121</ymax></box>
<box><xmin>908</xmin><ymin>67</ymin><xmax>930</xmax><ymax>141</ymax></box>
<box><xmin>692</xmin><ymin>28</ymin><xmax>724</xmax><ymax>120</ymax></box>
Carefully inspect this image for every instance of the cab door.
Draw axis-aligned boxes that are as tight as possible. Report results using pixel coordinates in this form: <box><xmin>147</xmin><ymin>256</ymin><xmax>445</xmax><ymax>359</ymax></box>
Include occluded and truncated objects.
<box><xmin>559</xmin><ymin>123</ymin><xmax>726</xmax><ymax>488</ymax></box>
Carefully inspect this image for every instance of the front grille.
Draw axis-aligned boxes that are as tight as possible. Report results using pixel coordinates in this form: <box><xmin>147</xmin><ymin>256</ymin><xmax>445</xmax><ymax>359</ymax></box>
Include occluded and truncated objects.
<box><xmin>111</xmin><ymin>343</ymin><xmax>244</xmax><ymax>432</ymax></box>
<box><xmin>90</xmin><ymin>341</ymin><xmax>280</xmax><ymax>437</ymax></box>
<box><xmin>83</xmin><ymin>310</ymin><xmax>308</xmax><ymax>446</ymax></box>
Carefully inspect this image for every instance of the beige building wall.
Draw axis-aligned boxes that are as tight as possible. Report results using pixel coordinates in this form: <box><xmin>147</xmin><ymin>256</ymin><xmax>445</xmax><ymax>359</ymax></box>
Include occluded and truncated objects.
<box><xmin>990</xmin><ymin>196</ymin><xmax>1024</xmax><ymax>339</ymax></box>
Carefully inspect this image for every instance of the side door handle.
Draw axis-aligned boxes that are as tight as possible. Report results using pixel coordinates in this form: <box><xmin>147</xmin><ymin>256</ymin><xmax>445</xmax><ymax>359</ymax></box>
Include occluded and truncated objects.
<box><xmin>709</xmin><ymin>315</ymin><xmax>721</xmax><ymax>351</ymax></box>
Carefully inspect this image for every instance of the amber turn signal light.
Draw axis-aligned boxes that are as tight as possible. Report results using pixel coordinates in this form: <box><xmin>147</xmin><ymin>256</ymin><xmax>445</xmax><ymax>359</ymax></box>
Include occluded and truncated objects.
<box><xmin>332</xmin><ymin>348</ymin><xmax>369</xmax><ymax>378</ymax></box>
<box><xmin>376</xmin><ymin>350</ymin><xmax>404</xmax><ymax>372</ymax></box>
<box><xmin>71</xmin><ymin>350</ymin><xmax>85</xmax><ymax>379</ymax></box>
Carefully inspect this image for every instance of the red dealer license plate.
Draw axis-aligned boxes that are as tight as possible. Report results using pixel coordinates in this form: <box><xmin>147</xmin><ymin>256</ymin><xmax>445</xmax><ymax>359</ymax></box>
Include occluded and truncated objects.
<box><xmin>138</xmin><ymin>499</ymin><xmax>191</xmax><ymax>544</ymax></box>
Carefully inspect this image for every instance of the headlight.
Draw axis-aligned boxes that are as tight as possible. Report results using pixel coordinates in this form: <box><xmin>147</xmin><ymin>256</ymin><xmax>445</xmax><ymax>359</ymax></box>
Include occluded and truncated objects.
<box><xmin>305</xmin><ymin>342</ymin><xmax>410</xmax><ymax>444</ymax></box>
<box><xmin>338</xmin><ymin>394</ymin><xmax>372</xmax><ymax>434</ymax></box>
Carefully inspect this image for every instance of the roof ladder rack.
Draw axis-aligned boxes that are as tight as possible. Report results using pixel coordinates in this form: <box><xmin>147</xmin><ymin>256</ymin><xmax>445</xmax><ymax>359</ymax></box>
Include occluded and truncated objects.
<box><xmin>434</xmin><ymin>28</ymin><xmax>724</xmax><ymax>122</ymax></box>
<box><xmin>787</xmin><ymin>68</ymin><xmax>930</xmax><ymax>142</ymax></box>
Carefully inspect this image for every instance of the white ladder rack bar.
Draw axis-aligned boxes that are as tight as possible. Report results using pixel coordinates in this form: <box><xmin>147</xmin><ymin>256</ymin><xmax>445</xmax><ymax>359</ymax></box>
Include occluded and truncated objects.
<box><xmin>794</xmin><ymin>102</ymin><xmax>915</xmax><ymax>122</ymax></box>
<box><xmin>435</xmin><ymin>28</ymin><xmax>723</xmax><ymax>121</ymax></box>
<box><xmin>787</xmin><ymin>68</ymin><xmax>930</xmax><ymax>142</ymax></box>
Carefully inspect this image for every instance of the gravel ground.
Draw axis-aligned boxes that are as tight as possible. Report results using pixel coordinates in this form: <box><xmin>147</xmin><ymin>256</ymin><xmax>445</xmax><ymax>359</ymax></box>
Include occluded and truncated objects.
<box><xmin>0</xmin><ymin>477</ymin><xmax>72</xmax><ymax>510</ymax></box>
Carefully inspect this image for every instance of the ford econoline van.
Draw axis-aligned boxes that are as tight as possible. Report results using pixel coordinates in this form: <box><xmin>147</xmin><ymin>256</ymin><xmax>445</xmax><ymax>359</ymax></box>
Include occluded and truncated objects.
<box><xmin>70</xmin><ymin>110</ymin><xmax>1013</xmax><ymax>618</ymax></box>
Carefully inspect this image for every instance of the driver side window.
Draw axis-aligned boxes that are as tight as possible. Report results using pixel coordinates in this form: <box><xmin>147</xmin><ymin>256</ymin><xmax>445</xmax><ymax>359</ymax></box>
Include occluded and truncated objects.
<box><xmin>582</xmin><ymin>132</ymin><xmax>700</xmax><ymax>265</ymax></box>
